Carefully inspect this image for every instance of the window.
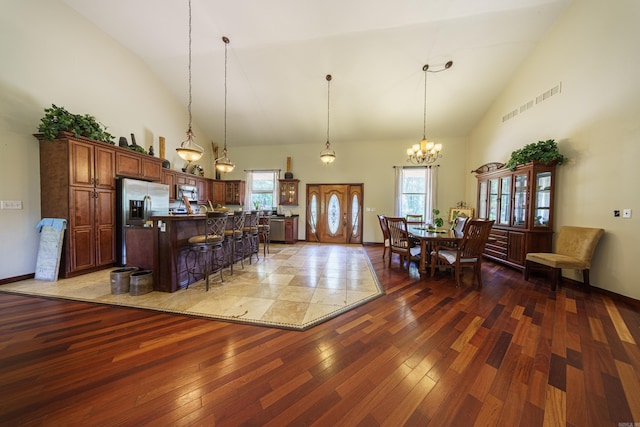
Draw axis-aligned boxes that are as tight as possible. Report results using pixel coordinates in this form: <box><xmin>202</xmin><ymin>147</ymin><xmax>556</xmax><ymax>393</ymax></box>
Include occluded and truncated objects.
<box><xmin>394</xmin><ymin>166</ymin><xmax>437</xmax><ymax>222</ymax></box>
<box><xmin>245</xmin><ymin>170</ymin><xmax>278</xmax><ymax>210</ymax></box>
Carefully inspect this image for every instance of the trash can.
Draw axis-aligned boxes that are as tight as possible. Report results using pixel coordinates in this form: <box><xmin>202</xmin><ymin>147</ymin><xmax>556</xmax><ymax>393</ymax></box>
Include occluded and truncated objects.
<box><xmin>110</xmin><ymin>267</ymin><xmax>139</xmax><ymax>294</ymax></box>
<box><xmin>130</xmin><ymin>270</ymin><xmax>153</xmax><ymax>296</ymax></box>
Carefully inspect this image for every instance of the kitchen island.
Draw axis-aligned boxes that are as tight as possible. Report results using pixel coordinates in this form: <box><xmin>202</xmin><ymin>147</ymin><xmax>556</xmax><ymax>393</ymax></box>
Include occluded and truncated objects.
<box><xmin>150</xmin><ymin>214</ymin><xmax>208</xmax><ymax>292</ymax></box>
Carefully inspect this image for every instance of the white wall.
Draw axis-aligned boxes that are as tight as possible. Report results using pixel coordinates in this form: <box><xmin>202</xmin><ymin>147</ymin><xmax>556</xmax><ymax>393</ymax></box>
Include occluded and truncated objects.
<box><xmin>467</xmin><ymin>0</ymin><xmax>640</xmax><ymax>299</ymax></box>
<box><xmin>0</xmin><ymin>0</ymin><xmax>209</xmax><ymax>279</ymax></box>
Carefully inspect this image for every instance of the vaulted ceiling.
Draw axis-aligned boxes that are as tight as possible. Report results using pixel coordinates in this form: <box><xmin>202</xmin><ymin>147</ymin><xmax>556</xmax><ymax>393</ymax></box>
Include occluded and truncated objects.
<box><xmin>62</xmin><ymin>0</ymin><xmax>572</xmax><ymax>147</ymax></box>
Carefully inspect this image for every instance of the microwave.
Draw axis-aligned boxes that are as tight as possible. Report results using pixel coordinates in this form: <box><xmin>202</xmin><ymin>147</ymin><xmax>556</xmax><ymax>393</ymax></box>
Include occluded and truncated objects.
<box><xmin>176</xmin><ymin>184</ymin><xmax>198</xmax><ymax>202</ymax></box>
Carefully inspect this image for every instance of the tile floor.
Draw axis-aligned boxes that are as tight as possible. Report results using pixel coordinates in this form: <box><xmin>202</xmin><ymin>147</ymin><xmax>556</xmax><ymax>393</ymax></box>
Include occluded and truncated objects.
<box><xmin>1</xmin><ymin>243</ymin><xmax>384</xmax><ymax>330</ymax></box>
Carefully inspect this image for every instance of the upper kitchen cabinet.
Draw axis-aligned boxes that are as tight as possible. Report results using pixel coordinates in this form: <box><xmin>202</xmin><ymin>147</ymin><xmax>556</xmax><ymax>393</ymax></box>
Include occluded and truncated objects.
<box><xmin>278</xmin><ymin>179</ymin><xmax>299</xmax><ymax>206</ymax></box>
<box><xmin>224</xmin><ymin>180</ymin><xmax>245</xmax><ymax>205</ymax></box>
<box><xmin>115</xmin><ymin>150</ymin><xmax>163</xmax><ymax>181</ymax></box>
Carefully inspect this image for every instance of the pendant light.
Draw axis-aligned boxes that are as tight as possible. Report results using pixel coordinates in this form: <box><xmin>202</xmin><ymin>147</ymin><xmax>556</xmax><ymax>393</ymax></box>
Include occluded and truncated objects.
<box><xmin>406</xmin><ymin>61</ymin><xmax>453</xmax><ymax>165</ymax></box>
<box><xmin>215</xmin><ymin>36</ymin><xmax>235</xmax><ymax>173</ymax></box>
<box><xmin>176</xmin><ymin>0</ymin><xmax>204</xmax><ymax>165</ymax></box>
<box><xmin>320</xmin><ymin>74</ymin><xmax>336</xmax><ymax>164</ymax></box>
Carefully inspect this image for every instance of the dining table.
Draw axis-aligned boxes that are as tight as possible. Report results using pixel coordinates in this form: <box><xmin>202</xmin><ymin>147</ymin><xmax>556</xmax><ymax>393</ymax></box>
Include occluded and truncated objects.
<box><xmin>407</xmin><ymin>225</ymin><xmax>464</xmax><ymax>275</ymax></box>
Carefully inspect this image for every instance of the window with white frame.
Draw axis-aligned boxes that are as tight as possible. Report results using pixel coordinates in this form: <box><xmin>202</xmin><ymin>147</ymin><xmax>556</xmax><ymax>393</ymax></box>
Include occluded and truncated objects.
<box><xmin>394</xmin><ymin>166</ymin><xmax>437</xmax><ymax>222</ymax></box>
<box><xmin>245</xmin><ymin>170</ymin><xmax>279</xmax><ymax>210</ymax></box>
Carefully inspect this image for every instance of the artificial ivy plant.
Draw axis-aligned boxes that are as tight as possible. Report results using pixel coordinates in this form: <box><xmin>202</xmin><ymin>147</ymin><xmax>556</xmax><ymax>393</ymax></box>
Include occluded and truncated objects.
<box><xmin>505</xmin><ymin>139</ymin><xmax>566</xmax><ymax>170</ymax></box>
<box><xmin>38</xmin><ymin>104</ymin><xmax>114</xmax><ymax>144</ymax></box>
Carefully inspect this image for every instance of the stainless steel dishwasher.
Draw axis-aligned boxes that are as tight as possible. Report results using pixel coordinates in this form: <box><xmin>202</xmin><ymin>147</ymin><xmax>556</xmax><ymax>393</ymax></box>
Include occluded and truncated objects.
<box><xmin>270</xmin><ymin>218</ymin><xmax>285</xmax><ymax>242</ymax></box>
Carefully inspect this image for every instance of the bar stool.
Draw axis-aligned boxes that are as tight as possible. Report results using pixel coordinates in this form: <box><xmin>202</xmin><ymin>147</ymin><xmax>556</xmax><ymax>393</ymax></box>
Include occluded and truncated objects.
<box><xmin>224</xmin><ymin>210</ymin><xmax>245</xmax><ymax>274</ymax></box>
<box><xmin>258</xmin><ymin>209</ymin><xmax>272</xmax><ymax>257</ymax></box>
<box><xmin>243</xmin><ymin>210</ymin><xmax>259</xmax><ymax>264</ymax></box>
<box><xmin>185</xmin><ymin>211</ymin><xmax>228</xmax><ymax>291</ymax></box>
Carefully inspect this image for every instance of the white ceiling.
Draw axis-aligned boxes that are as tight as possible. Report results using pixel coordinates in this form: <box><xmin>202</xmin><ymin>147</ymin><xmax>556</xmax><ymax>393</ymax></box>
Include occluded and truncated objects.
<box><xmin>62</xmin><ymin>0</ymin><xmax>572</xmax><ymax>148</ymax></box>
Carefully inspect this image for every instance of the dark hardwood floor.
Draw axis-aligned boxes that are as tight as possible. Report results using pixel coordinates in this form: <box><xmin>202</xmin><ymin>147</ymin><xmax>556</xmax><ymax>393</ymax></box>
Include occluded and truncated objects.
<box><xmin>1</xmin><ymin>245</ymin><xmax>639</xmax><ymax>426</ymax></box>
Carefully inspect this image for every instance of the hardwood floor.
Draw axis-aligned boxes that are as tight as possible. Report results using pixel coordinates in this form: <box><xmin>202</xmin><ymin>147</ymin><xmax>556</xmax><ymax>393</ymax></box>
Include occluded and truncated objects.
<box><xmin>1</xmin><ymin>245</ymin><xmax>639</xmax><ymax>426</ymax></box>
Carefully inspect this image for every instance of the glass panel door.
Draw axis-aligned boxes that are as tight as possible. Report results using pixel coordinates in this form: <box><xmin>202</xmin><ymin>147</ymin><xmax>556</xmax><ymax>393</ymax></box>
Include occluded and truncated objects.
<box><xmin>498</xmin><ymin>176</ymin><xmax>511</xmax><ymax>225</ymax></box>
<box><xmin>478</xmin><ymin>181</ymin><xmax>488</xmax><ymax>218</ymax></box>
<box><xmin>488</xmin><ymin>179</ymin><xmax>498</xmax><ymax>221</ymax></box>
<box><xmin>512</xmin><ymin>173</ymin><xmax>528</xmax><ymax>227</ymax></box>
<box><xmin>534</xmin><ymin>171</ymin><xmax>552</xmax><ymax>227</ymax></box>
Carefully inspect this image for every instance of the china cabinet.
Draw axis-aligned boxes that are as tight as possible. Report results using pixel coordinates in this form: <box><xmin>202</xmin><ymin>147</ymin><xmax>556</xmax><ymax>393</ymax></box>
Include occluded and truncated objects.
<box><xmin>278</xmin><ymin>179</ymin><xmax>299</xmax><ymax>206</ymax></box>
<box><xmin>475</xmin><ymin>161</ymin><xmax>556</xmax><ymax>270</ymax></box>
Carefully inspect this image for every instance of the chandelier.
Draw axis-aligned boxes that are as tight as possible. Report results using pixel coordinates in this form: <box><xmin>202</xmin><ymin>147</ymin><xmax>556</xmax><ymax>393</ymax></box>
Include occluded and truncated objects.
<box><xmin>176</xmin><ymin>0</ymin><xmax>204</xmax><ymax>165</ymax></box>
<box><xmin>406</xmin><ymin>61</ymin><xmax>453</xmax><ymax>165</ymax></box>
<box><xmin>320</xmin><ymin>74</ymin><xmax>336</xmax><ymax>164</ymax></box>
<box><xmin>215</xmin><ymin>36</ymin><xmax>235</xmax><ymax>173</ymax></box>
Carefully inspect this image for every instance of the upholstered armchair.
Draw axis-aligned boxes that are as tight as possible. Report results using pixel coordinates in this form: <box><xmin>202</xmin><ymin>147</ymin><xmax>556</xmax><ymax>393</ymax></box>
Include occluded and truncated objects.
<box><xmin>524</xmin><ymin>226</ymin><xmax>604</xmax><ymax>291</ymax></box>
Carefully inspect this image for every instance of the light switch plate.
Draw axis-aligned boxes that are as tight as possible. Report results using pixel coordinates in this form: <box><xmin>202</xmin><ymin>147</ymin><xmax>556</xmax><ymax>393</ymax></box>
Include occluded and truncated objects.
<box><xmin>623</xmin><ymin>209</ymin><xmax>632</xmax><ymax>218</ymax></box>
<box><xmin>1</xmin><ymin>200</ymin><xmax>23</xmax><ymax>210</ymax></box>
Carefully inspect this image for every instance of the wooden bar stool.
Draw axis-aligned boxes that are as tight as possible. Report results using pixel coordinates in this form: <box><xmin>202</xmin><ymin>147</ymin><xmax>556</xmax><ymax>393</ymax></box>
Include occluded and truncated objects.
<box><xmin>224</xmin><ymin>210</ymin><xmax>245</xmax><ymax>274</ymax></box>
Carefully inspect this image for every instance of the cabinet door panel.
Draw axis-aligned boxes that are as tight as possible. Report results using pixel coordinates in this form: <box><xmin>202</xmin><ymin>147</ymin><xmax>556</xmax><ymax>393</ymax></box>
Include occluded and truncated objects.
<box><xmin>96</xmin><ymin>225</ymin><xmax>116</xmax><ymax>266</ymax></box>
<box><xmin>71</xmin><ymin>228</ymin><xmax>95</xmax><ymax>271</ymax></box>
<box><xmin>95</xmin><ymin>146</ymin><xmax>116</xmax><ymax>189</ymax></box>
<box><xmin>70</xmin><ymin>141</ymin><xmax>94</xmax><ymax>187</ymax></box>
<box><xmin>142</xmin><ymin>158</ymin><xmax>162</xmax><ymax>181</ymax></box>
<box><xmin>116</xmin><ymin>152</ymin><xmax>142</xmax><ymax>177</ymax></box>
<box><xmin>507</xmin><ymin>231</ymin><xmax>526</xmax><ymax>264</ymax></box>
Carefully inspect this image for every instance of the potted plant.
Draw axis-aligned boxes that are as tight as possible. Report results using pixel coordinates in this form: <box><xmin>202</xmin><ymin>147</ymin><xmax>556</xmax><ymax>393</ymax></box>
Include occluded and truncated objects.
<box><xmin>431</xmin><ymin>209</ymin><xmax>444</xmax><ymax>230</ymax></box>
<box><xmin>38</xmin><ymin>104</ymin><xmax>114</xmax><ymax>144</ymax></box>
<box><xmin>504</xmin><ymin>139</ymin><xmax>566</xmax><ymax>170</ymax></box>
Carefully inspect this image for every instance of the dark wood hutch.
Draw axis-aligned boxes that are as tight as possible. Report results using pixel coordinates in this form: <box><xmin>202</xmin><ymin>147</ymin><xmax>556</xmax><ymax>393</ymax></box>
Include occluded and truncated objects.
<box><xmin>474</xmin><ymin>161</ymin><xmax>557</xmax><ymax>271</ymax></box>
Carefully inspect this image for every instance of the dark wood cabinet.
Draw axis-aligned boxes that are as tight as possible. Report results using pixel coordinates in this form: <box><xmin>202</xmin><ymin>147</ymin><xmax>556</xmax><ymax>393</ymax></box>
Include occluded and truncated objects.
<box><xmin>284</xmin><ymin>216</ymin><xmax>299</xmax><ymax>244</ymax></box>
<box><xmin>225</xmin><ymin>180</ymin><xmax>245</xmax><ymax>205</ymax></box>
<box><xmin>278</xmin><ymin>179</ymin><xmax>299</xmax><ymax>205</ymax></box>
<box><xmin>161</xmin><ymin>169</ymin><xmax>177</xmax><ymax>200</ymax></box>
<box><xmin>39</xmin><ymin>135</ymin><xmax>116</xmax><ymax>277</ymax></box>
<box><xmin>475</xmin><ymin>161</ymin><xmax>556</xmax><ymax>271</ymax></box>
<box><xmin>115</xmin><ymin>151</ymin><xmax>163</xmax><ymax>181</ymax></box>
<box><xmin>196</xmin><ymin>177</ymin><xmax>209</xmax><ymax>204</ymax></box>
<box><xmin>211</xmin><ymin>181</ymin><xmax>225</xmax><ymax>206</ymax></box>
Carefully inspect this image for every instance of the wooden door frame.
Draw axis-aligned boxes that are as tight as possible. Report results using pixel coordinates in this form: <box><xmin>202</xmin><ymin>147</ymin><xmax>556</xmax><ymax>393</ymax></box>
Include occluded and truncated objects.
<box><xmin>305</xmin><ymin>183</ymin><xmax>363</xmax><ymax>244</ymax></box>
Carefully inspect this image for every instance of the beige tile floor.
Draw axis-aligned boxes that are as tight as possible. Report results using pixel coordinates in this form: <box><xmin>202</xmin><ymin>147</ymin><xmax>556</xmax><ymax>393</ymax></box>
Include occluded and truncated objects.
<box><xmin>1</xmin><ymin>243</ymin><xmax>384</xmax><ymax>330</ymax></box>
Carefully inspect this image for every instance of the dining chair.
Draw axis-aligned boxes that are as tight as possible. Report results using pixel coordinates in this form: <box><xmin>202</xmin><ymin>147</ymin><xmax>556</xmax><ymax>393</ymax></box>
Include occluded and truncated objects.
<box><xmin>430</xmin><ymin>219</ymin><xmax>495</xmax><ymax>288</ymax></box>
<box><xmin>185</xmin><ymin>211</ymin><xmax>228</xmax><ymax>291</ymax></box>
<box><xmin>386</xmin><ymin>216</ymin><xmax>421</xmax><ymax>270</ymax></box>
<box><xmin>258</xmin><ymin>209</ymin><xmax>272</xmax><ymax>257</ymax></box>
<box><xmin>406</xmin><ymin>214</ymin><xmax>424</xmax><ymax>224</ymax></box>
<box><xmin>454</xmin><ymin>216</ymin><xmax>469</xmax><ymax>234</ymax></box>
<box><xmin>524</xmin><ymin>226</ymin><xmax>604</xmax><ymax>291</ymax></box>
<box><xmin>377</xmin><ymin>214</ymin><xmax>390</xmax><ymax>260</ymax></box>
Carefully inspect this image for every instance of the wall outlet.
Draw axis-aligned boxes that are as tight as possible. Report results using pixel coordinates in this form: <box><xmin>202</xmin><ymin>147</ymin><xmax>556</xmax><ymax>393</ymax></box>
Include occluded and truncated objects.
<box><xmin>1</xmin><ymin>200</ymin><xmax>23</xmax><ymax>210</ymax></box>
<box><xmin>623</xmin><ymin>209</ymin><xmax>632</xmax><ymax>218</ymax></box>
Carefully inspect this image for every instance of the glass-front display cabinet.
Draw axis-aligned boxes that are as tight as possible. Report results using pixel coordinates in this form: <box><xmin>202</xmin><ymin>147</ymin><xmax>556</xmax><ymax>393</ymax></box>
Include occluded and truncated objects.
<box><xmin>278</xmin><ymin>179</ymin><xmax>299</xmax><ymax>206</ymax></box>
<box><xmin>475</xmin><ymin>161</ymin><xmax>557</xmax><ymax>270</ymax></box>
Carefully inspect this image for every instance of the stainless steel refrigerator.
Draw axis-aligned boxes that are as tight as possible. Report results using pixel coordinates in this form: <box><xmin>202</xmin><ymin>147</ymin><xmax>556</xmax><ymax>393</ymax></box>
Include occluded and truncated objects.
<box><xmin>116</xmin><ymin>178</ymin><xmax>170</xmax><ymax>266</ymax></box>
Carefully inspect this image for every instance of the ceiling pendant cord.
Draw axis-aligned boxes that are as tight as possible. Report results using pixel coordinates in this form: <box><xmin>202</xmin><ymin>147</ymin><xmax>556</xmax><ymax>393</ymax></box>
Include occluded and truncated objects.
<box><xmin>422</xmin><ymin>64</ymin><xmax>428</xmax><ymax>142</ymax></box>
<box><xmin>176</xmin><ymin>0</ymin><xmax>204</xmax><ymax>165</ymax></box>
<box><xmin>215</xmin><ymin>36</ymin><xmax>235</xmax><ymax>173</ymax></box>
<box><xmin>320</xmin><ymin>74</ymin><xmax>336</xmax><ymax>164</ymax></box>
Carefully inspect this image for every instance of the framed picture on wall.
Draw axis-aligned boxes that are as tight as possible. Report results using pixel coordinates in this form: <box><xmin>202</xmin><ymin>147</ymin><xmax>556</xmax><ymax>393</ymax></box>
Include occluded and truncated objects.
<box><xmin>449</xmin><ymin>207</ymin><xmax>474</xmax><ymax>223</ymax></box>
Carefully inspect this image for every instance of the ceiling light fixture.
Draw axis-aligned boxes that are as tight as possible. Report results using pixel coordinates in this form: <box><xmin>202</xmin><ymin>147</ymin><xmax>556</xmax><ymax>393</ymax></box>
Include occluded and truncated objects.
<box><xmin>215</xmin><ymin>36</ymin><xmax>235</xmax><ymax>174</ymax></box>
<box><xmin>176</xmin><ymin>0</ymin><xmax>204</xmax><ymax>166</ymax></box>
<box><xmin>406</xmin><ymin>60</ymin><xmax>453</xmax><ymax>165</ymax></box>
<box><xmin>320</xmin><ymin>74</ymin><xmax>336</xmax><ymax>165</ymax></box>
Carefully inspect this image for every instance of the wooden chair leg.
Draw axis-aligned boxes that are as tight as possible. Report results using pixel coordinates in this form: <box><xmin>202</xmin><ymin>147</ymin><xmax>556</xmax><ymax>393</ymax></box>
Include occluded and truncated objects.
<box><xmin>523</xmin><ymin>259</ymin><xmax>531</xmax><ymax>281</ymax></box>
<box><xmin>551</xmin><ymin>268</ymin><xmax>562</xmax><ymax>291</ymax></box>
<box><xmin>582</xmin><ymin>269</ymin><xmax>591</xmax><ymax>292</ymax></box>
<box><xmin>455</xmin><ymin>264</ymin><xmax>462</xmax><ymax>287</ymax></box>
<box><xmin>475</xmin><ymin>262</ymin><xmax>483</xmax><ymax>289</ymax></box>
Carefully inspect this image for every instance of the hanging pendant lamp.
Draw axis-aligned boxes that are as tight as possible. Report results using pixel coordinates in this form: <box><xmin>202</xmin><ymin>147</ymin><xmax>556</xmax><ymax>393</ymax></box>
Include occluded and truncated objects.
<box><xmin>320</xmin><ymin>74</ymin><xmax>336</xmax><ymax>164</ymax></box>
<box><xmin>406</xmin><ymin>61</ymin><xmax>452</xmax><ymax>165</ymax></box>
<box><xmin>176</xmin><ymin>0</ymin><xmax>204</xmax><ymax>165</ymax></box>
<box><xmin>215</xmin><ymin>36</ymin><xmax>235</xmax><ymax>174</ymax></box>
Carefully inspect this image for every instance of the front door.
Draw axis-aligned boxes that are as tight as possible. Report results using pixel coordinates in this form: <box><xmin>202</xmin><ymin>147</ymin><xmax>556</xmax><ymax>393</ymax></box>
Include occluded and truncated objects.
<box><xmin>306</xmin><ymin>184</ymin><xmax>363</xmax><ymax>244</ymax></box>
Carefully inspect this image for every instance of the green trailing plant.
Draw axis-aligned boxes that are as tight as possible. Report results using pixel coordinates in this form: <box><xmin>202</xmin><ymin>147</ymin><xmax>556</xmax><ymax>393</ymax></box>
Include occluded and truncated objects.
<box><xmin>505</xmin><ymin>139</ymin><xmax>565</xmax><ymax>170</ymax></box>
<box><xmin>432</xmin><ymin>209</ymin><xmax>444</xmax><ymax>229</ymax></box>
<box><xmin>128</xmin><ymin>144</ymin><xmax>147</xmax><ymax>154</ymax></box>
<box><xmin>38</xmin><ymin>104</ymin><xmax>114</xmax><ymax>144</ymax></box>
